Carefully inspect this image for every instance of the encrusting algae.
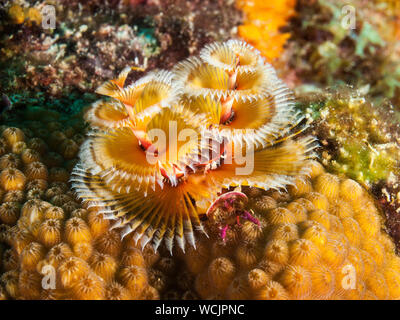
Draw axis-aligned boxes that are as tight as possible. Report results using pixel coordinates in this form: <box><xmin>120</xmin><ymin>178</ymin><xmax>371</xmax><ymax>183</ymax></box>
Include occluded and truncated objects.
<box><xmin>297</xmin><ymin>89</ymin><xmax>400</xmax><ymax>187</ymax></box>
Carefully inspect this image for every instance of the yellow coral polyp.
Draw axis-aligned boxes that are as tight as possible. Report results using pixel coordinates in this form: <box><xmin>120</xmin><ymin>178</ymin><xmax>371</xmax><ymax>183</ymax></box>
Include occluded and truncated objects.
<box><xmin>208</xmin><ymin>257</ymin><xmax>236</xmax><ymax>292</ymax></box>
<box><xmin>266</xmin><ymin>207</ymin><xmax>296</xmax><ymax>225</ymax></box>
<box><xmin>65</xmin><ymin>217</ymin><xmax>92</xmax><ymax>246</ymax></box>
<box><xmin>0</xmin><ymin>168</ymin><xmax>26</xmax><ymax>191</ymax></box>
<box><xmin>321</xmin><ymin>237</ymin><xmax>348</xmax><ymax>268</ymax></box>
<box><xmin>247</xmin><ymin>268</ymin><xmax>269</xmax><ymax>291</ymax></box>
<box><xmin>226</xmin><ymin>275</ymin><xmax>250</xmax><ymax>300</ymax></box>
<box><xmin>2</xmin><ymin>127</ymin><xmax>24</xmax><ymax>147</ymax></box>
<box><xmin>26</xmin><ymin>179</ymin><xmax>48</xmax><ymax>192</ymax></box>
<box><xmin>354</xmin><ymin>207</ymin><xmax>381</xmax><ymax>238</ymax></box>
<box><xmin>183</xmin><ymin>240</ymin><xmax>210</xmax><ymax>274</ymax></box>
<box><xmin>58</xmin><ymin>257</ymin><xmax>90</xmax><ymax>289</ymax></box>
<box><xmin>365</xmin><ymin>273</ymin><xmax>389</xmax><ymax>300</ymax></box>
<box><xmin>347</xmin><ymin>246</ymin><xmax>366</xmax><ymax>279</ymax></box>
<box><xmin>26</xmin><ymin>189</ymin><xmax>43</xmax><ymax>201</ymax></box>
<box><xmin>1</xmin><ymin>270</ymin><xmax>20</xmax><ymax>299</ymax></box>
<box><xmin>87</xmin><ymin>211</ymin><xmax>110</xmax><ymax>239</ymax></box>
<box><xmin>3</xmin><ymin>190</ymin><xmax>23</xmax><ymax>202</ymax></box>
<box><xmin>288</xmin><ymin>239</ymin><xmax>320</xmax><ymax>268</ymax></box>
<box><xmin>25</xmin><ymin>161</ymin><xmax>48</xmax><ymax>181</ymax></box>
<box><xmin>240</xmin><ymin>220</ymin><xmax>264</xmax><ymax>242</ymax></box>
<box><xmin>305</xmin><ymin>192</ymin><xmax>329</xmax><ymax>211</ymax></box>
<box><xmin>21</xmin><ymin>149</ymin><xmax>40</xmax><ymax>165</ymax></box>
<box><xmin>308</xmin><ymin>209</ymin><xmax>331</xmax><ymax>231</ymax></box>
<box><xmin>90</xmin><ymin>252</ymin><xmax>117</xmax><ymax>282</ymax></box>
<box><xmin>269</xmin><ymin>223</ymin><xmax>299</xmax><ymax>242</ymax></box>
<box><xmin>0</xmin><ymin>202</ymin><xmax>20</xmax><ymax>225</ymax></box>
<box><xmin>339</xmin><ymin>178</ymin><xmax>364</xmax><ymax>202</ymax></box>
<box><xmin>341</xmin><ymin>217</ymin><xmax>363</xmax><ymax>247</ymax></box>
<box><xmin>46</xmin><ymin>243</ymin><xmax>74</xmax><ymax>268</ymax></box>
<box><xmin>72</xmin><ymin>242</ymin><xmax>93</xmax><ymax>261</ymax></box>
<box><xmin>289</xmin><ymin>177</ymin><xmax>313</xmax><ymax>197</ymax></box>
<box><xmin>314</xmin><ymin>173</ymin><xmax>340</xmax><ymax>200</ymax></box>
<box><xmin>329</xmin><ymin>199</ymin><xmax>353</xmax><ymax>219</ymax></box>
<box><xmin>384</xmin><ymin>269</ymin><xmax>400</xmax><ymax>299</ymax></box>
<box><xmin>279</xmin><ymin>265</ymin><xmax>312</xmax><ymax>299</ymax></box>
<box><xmin>286</xmin><ymin>202</ymin><xmax>308</xmax><ymax>223</ymax></box>
<box><xmin>94</xmin><ymin>230</ymin><xmax>122</xmax><ymax>258</ymax></box>
<box><xmin>18</xmin><ymin>270</ymin><xmax>41</xmax><ymax>299</ymax></box>
<box><xmin>309</xmin><ymin>264</ymin><xmax>335</xmax><ymax>299</ymax></box>
<box><xmin>118</xmin><ymin>265</ymin><xmax>148</xmax><ymax>298</ymax></box>
<box><xmin>105</xmin><ymin>282</ymin><xmax>132</xmax><ymax>300</ymax></box>
<box><xmin>37</xmin><ymin>219</ymin><xmax>62</xmax><ymax>248</ymax></box>
<box><xmin>20</xmin><ymin>200</ymin><xmax>51</xmax><ymax>226</ymax></box>
<box><xmin>264</xmin><ymin>239</ymin><xmax>289</xmax><ymax>265</ymax></box>
<box><xmin>71</xmin><ymin>272</ymin><xmax>105</xmax><ymax>300</ymax></box>
<box><xmin>20</xmin><ymin>242</ymin><xmax>46</xmax><ymax>271</ymax></box>
<box><xmin>301</xmin><ymin>224</ymin><xmax>328</xmax><ymax>249</ymax></box>
<box><xmin>44</xmin><ymin>206</ymin><xmax>65</xmax><ymax>220</ymax></box>
<box><xmin>235</xmin><ymin>243</ymin><xmax>260</xmax><ymax>269</ymax></box>
<box><xmin>120</xmin><ymin>248</ymin><xmax>146</xmax><ymax>268</ymax></box>
<box><xmin>3</xmin><ymin>249</ymin><xmax>18</xmax><ymax>271</ymax></box>
<box><xmin>255</xmin><ymin>280</ymin><xmax>289</xmax><ymax>300</ymax></box>
<box><xmin>12</xmin><ymin>141</ymin><xmax>27</xmax><ymax>154</ymax></box>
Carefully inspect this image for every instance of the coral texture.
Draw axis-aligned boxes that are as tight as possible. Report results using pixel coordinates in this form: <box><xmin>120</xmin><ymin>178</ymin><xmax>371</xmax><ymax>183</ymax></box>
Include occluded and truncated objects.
<box><xmin>183</xmin><ymin>161</ymin><xmax>400</xmax><ymax>300</ymax></box>
<box><xmin>0</xmin><ymin>114</ymin><xmax>178</xmax><ymax>300</ymax></box>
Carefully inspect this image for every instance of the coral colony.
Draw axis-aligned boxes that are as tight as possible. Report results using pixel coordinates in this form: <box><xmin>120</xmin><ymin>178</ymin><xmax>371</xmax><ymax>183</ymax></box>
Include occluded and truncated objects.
<box><xmin>186</xmin><ymin>163</ymin><xmax>400</xmax><ymax>300</ymax></box>
<box><xmin>72</xmin><ymin>40</ymin><xmax>316</xmax><ymax>253</ymax></box>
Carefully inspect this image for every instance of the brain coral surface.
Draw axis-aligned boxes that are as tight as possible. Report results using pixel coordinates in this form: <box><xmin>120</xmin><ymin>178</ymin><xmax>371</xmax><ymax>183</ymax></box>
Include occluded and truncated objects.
<box><xmin>182</xmin><ymin>161</ymin><xmax>400</xmax><ymax>300</ymax></box>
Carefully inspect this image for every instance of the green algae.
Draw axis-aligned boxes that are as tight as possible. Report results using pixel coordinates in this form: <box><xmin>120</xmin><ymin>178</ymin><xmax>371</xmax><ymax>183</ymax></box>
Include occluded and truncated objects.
<box><xmin>297</xmin><ymin>91</ymin><xmax>400</xmax><ymax>186</ymax></box>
